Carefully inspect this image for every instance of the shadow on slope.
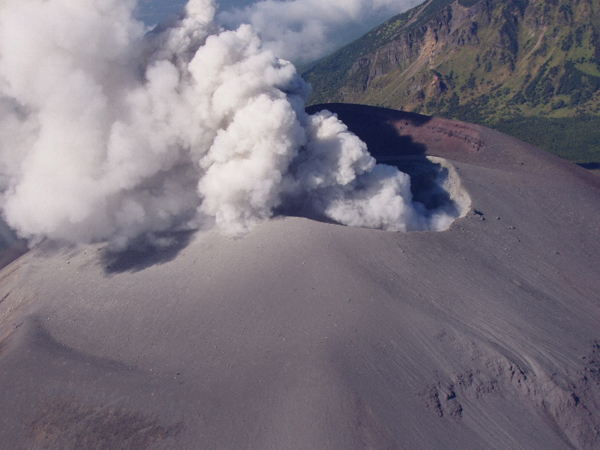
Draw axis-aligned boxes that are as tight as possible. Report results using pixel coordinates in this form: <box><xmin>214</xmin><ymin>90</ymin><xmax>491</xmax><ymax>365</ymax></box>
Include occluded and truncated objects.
<box><xmin>578</xmin><ymin>162</ymin><xmax>600</xmax><ymax>176</ymax></box>
<box><xmin>0</xmin><ymin>219</ymin><xmax>28</xmax><ymax>271</ymax></box>
<box><xmin>306</xmin><ymin>103</ymin><xmax>432</xmax><ymax>160</ymax></box>
<box><xmin>306</xmin><ymin>103</ymin><xmax>468</xmax><ymax>225</ymax></box>
<box><xmin>102</xmin><ymin>230</ymin><xmax>196</xmax><ymax>274</ymax></box>
<box><xmin>104</xmin><ymin>105</ymin><xmax>458</xmax><ymax>273</ymax></box>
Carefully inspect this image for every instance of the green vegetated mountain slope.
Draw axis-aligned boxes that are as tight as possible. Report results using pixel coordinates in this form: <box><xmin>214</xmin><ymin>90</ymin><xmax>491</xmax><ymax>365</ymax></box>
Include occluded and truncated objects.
<box><xmin>303</xmin><ymin>0</ymin><xmax>600</xmax><ymax>167</ymax></box>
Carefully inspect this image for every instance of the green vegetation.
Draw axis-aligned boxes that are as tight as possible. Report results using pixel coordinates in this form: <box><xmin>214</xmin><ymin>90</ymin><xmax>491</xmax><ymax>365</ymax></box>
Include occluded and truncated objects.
<box><xmin>303</xmin><ymin>0</ymin><xmax>600</xmax><ymax>167</ymax></box>
<box><xmin>492</xmin><ymin>116</ymin><xmax>600</xmax><ymax>164</ymax></box>
<box><xmin>303</xmin><ymin>0</ymin><xmax>456</xmax><ymax>104</ymax></box>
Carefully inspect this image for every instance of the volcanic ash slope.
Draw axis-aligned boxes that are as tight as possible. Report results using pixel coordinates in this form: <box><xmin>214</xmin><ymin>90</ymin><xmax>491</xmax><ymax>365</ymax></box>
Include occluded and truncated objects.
<box><xmin>0</xmin><ymin>105</ymin><xmax>600</xmax><ymax>450</ymax></box>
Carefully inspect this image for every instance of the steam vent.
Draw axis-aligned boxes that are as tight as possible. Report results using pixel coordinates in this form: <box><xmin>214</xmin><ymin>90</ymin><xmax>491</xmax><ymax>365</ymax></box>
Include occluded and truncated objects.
<box><xmin>1</xmin><ymin>103</ymin><xmax>599</xmax><ymax>450</ymax></box>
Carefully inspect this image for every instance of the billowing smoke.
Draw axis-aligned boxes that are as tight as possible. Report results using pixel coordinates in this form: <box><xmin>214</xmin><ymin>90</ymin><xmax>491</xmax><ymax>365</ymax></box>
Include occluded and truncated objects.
<box><xmin>217</xmin><ymin>0</ymin><xmax>425</xmax><ymax>63</ymax></box>
<box><xmin>0</xmin><ymin>0</ymin><xmax>460</xmax><ymax>250</ymax></box>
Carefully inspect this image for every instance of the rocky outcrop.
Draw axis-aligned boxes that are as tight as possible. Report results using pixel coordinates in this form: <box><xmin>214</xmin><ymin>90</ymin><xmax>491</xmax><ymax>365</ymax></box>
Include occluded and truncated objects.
<box><xmin>304</xmin><ymin>0</ymin><xmax>600</xmax><ymax>125</ymax></box>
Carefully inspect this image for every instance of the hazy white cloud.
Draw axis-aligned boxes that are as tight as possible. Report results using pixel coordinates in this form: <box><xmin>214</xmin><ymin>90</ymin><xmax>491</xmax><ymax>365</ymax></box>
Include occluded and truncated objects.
<box><xmin>217</xmin><ymin>0</ymin><xmax>425</xmax><ymax>63</ymax></box>
<box><xmin>0</xmin><ymin>0</ymin><xmax>460</xmax><ymax>249</ymax></box>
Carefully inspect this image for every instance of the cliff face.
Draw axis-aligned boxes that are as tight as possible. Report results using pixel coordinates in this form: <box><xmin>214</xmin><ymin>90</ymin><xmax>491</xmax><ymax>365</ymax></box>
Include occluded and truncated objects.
<box><xmin>303</xmin><ymin>0</ymin><xmax>600</xmax><ymax>127</ymax></box>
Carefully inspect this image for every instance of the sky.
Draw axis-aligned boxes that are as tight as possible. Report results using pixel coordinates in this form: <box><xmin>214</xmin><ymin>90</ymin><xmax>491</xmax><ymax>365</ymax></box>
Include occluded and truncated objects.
<box><xmin>136</xmin><ymin>0</ymin><xmax>253</xmax><ymax>25</ymax></box>
<box><xmin>137</xmin><ymin>0</ymin><xmax>425</xmax><ymax>63</ymax></box>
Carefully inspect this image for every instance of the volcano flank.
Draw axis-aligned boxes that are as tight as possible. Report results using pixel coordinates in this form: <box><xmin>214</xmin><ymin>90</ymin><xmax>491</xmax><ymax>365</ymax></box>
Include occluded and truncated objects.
<box><xmin>0</xmin><ymin>104</ymin><xmax>599</xmax><ymax>450</ymax></box>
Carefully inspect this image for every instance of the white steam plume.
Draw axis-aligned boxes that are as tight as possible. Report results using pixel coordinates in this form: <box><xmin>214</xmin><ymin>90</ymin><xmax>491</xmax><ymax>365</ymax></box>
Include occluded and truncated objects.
<box><xmin>0</xmin><ymin>0</ymin><xmax>458</xmax><ymax>249</ymax></box>
<box><xmin>217</xmin><ymin>0</ymin><xmax>426</xmax><ymax>63</ymax></box>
